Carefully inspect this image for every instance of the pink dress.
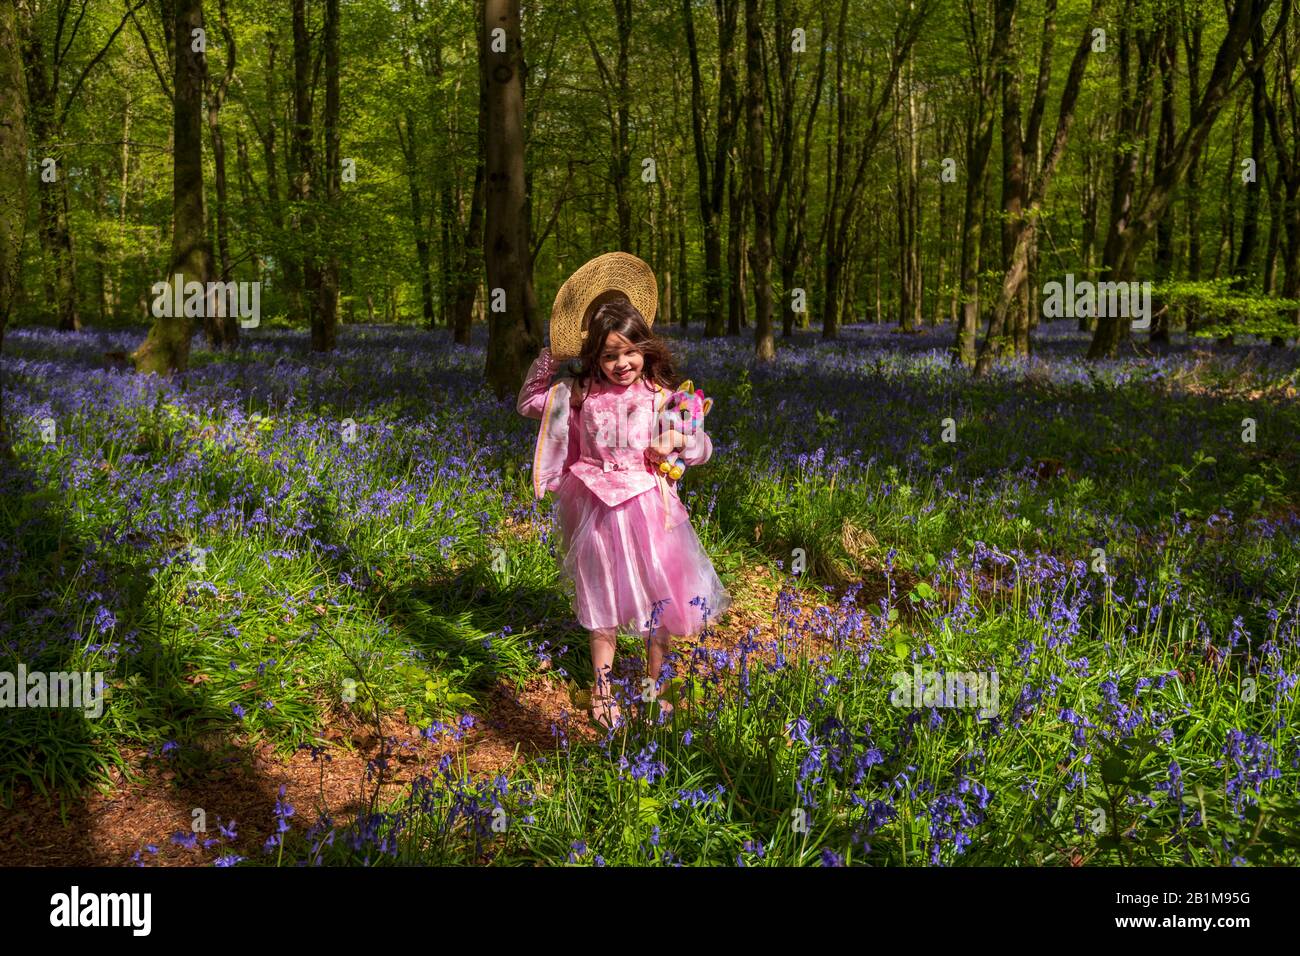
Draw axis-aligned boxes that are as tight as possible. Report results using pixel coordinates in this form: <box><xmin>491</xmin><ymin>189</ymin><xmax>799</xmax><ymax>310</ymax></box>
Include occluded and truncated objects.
<box><xmin>517</xmin><ymin>349</ymin><xmax>731</xmax><ymax>638</ymax></box>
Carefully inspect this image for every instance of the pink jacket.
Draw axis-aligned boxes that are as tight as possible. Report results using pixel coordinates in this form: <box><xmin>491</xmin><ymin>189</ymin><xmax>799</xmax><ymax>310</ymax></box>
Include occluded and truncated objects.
<box><xmin>516</xmin><ymin>348</ymin><xmax>713</xmax><ymax>529</ymax></box>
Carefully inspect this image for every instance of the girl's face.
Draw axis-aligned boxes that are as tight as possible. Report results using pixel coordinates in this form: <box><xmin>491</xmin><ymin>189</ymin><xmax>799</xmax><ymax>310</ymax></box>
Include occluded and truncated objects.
<box><xmin>598</xmin><ymin>331</ymin><xmax>644</xmax><ymax>386</ymax></box>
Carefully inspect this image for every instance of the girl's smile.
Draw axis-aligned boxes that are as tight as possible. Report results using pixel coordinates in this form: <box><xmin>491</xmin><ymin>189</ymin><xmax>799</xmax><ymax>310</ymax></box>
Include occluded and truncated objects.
<box><xmin>600</xmin><ymin>331</ymin><xmax>644</xmax><ymax>386</ymax></box>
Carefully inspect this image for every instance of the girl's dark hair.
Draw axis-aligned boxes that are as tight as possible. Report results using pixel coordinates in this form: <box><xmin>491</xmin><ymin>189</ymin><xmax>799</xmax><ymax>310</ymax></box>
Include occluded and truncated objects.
<box><xmin>568</xmin><ymin>295</ymin><xmax>679</xmax><ymax>408</ymax></box>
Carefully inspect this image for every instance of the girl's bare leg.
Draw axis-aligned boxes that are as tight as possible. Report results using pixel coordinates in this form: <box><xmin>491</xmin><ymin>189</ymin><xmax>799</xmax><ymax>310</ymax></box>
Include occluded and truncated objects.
<box><xmin>645</xmin><ymin>626</ymin><xmax>674</xmax><ymax>715</ymax></box>
<box><xmin>590</xmin><ymin>627</ymin><xmax>621</xmax><ymax>727</ymax></box>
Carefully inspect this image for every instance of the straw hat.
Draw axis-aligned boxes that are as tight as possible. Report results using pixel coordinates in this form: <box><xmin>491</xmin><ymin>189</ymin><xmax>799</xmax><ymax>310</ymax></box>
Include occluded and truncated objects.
<box><xmin>549</xmin><ymin>252</ymin><xmax>658</xmax><ymax>361</ymax></box>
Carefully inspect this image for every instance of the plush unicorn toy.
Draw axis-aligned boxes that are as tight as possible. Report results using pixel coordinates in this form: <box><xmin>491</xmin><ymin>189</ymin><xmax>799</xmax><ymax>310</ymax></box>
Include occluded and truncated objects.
<box><xmin>656</xmin><ymin>380</ymin><xmax>713</xmax><ymax>481</ymax></box>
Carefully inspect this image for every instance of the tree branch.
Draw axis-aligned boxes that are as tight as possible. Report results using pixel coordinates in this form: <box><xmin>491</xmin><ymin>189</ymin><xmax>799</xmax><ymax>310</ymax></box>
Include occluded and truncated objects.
<box><xmin>128</xmin><ymin>0</ymin><xmax>172</xmax><ymax>103</ymax></box>
<box><xmin>58</xmin><ymin>0</ymin><xmax>151</xmax><ymax>128</ymax></box>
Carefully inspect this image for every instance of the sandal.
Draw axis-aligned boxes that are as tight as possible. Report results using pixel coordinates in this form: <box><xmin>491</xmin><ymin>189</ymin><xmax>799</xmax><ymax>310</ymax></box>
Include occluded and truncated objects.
<box><xmin>642</xmin><ymin>671</ymin><xmax>681</xmax><ymax>717</ymax></box>
<box><xmin>640</xmin><ymin>682</ymin><xmax>674</xmax><ymax>720</ymax></box>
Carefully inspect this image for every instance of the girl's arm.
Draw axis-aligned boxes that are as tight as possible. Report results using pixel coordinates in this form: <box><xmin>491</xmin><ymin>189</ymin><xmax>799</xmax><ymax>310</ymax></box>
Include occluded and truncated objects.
<box><xmin>516</xmin><ymin>347</ymin><xmax>556</xmax><ymax>420</ymax></box>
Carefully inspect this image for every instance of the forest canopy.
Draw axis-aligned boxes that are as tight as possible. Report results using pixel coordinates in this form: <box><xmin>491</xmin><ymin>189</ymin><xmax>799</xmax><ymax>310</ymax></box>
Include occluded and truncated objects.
<box><xmin>1</xmin><ymin>0</ymin><xmax>1297</xmax><ymax>394</ymax></box>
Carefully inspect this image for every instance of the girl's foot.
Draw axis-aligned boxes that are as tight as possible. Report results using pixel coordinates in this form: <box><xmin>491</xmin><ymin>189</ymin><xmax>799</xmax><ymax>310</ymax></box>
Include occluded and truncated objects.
<box><xmin>590</xmin><ymin>692</ymin><xmax>622</xmax><ymax>730</ymax></box>
<box><xmin>644</xmin><ymin>682</ymin><xmax>674</xmax><ymax>718</ymax></box>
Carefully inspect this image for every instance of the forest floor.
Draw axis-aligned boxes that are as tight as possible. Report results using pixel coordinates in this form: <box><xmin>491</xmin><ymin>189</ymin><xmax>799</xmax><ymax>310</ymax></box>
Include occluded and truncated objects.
<box><xmin>6</xmin><ymin>322</ymin><xmax>1298</xmax><ymax>865</ymax></box>
<box><xmin>0</xmin><ymin>554</ymin><xmax>844</xmax><ymax>866</ymax></box>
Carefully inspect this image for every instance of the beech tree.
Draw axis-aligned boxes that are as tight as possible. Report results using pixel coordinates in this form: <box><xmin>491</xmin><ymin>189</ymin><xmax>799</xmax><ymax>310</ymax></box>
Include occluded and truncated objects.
<box><xmin>482</xmin><ymin>0</ymin><xmax>538</xmax><ymax>398</ymax></box>
<box><xmin>973</xmin><ymin>0</ymin><xmax>1102</xmax><ymax>376</ymax></box>
<box><xmin>18</xmin><ymin>0</ymin><xmax>144</xmax><ymax>332</ymax></box>
<box><xmin>743</xmin><ymin>0</ymin><xmax>774</xmax><ymax>360</ymax></box>
<box><xmin>131</xmin><ymin>0</ymin><xmax>211</xmax><ymax>375</ymax></box>
<box><xmin>1</xmin><ymin>0</ymin><xmax>27</xmax><ymax>457</ymax></box>
<box><xmin>1087</xmin><ymin>0</ymin><xmax>1286</xmax><ymax>359</ymax></box>
<box><xmin>682</xmin><ymin>0</ymin><xmax>740</xmax><ymax>339</ymax></box>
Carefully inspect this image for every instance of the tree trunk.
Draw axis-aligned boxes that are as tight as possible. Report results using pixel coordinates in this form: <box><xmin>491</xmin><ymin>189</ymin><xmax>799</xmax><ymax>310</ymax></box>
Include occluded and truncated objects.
<box><xmin>439</xmin><ymin>173</ymin><xmax>453</xmax><ymax>329</ymax></box>
<box><xmin>402</xmin><ymin>109</ymin><xmax>436</xmax><ymax>328</ymax></box>
<box><xmin>1088</xmin><ymin>0</ymin><xmax>1276</xmax><ymax>359</ymax></box>
<box><xmin>777</xmin><ymin>0</ymin><xmax>826</xmax><ymax>339</ymax></box>
<box><xmin>682</xmin><ymin>0</ymin><xmax>739</xmax><ymax>339</ymax></box>
<box><xmin>584</xmin><ymin>0</ymin><xmax>632</xmax><ymax>252</ymax></box>
<box><xmin>1077</xmin><ymin>116</ymin><xmax>1103</xmax><ymax>331</ymax></box>
<box><xmin>1262</xmin><ymin>160</ymin><xmax>1282</xmax><ymax>295</ymax></box>
<box><xmin>205</xmin><ymin>0</ymin><xmax>238</xmax><ymax>348</ymax></box>
<box><xmin>874</xmin><ymin>202</ymin><xmax>882</xmax><ymax>322</ymax></box>
<box><xmin>954</xmin><ymin>0</ymin><xmax>1000</xmax><ymax>365</ymax></box>
<box><xmin>0</xmin><ymin>0</ymin><xmax>25</xmax><ymax>457</ymax></box>
<box><xmin>452</xmin><ymin>3</ymin><xmax>488</xmax><ymax>346</ymax></box>
<box><xmin>18</xmin><ymin>4</ymin><xmax>79</xmax><ymax>331</ymax></box>
<box><xmin>91</xmin><ymin>166</ymin><xmax>109</xmax><ymax>323</ymax></box>
<box><xmin>314</xmin><ymin>0</ymin><xmax>340</xmax><ymax>352</ymax></box>
<box><xmin>659</xmin><ymin>167</ymin><xmax>673</xmax><ymax>326</ymax></box>
<box><xmin>896</xmin><ymin>56</ymin><xmax>922</xmax><ymax>333</ymax></box>
<box><xmin>290</xmin><ymin>0</ymin><xmax>319</xmax><ymax>333</ymax></box>
<box><xmin>744</xmin><ymin>0</ymin><xmax>774</xmax><ymax>360</ymax></box>
<box><xmin>677</xmin><ymin>195</ymin><xmax>689</xmax><ymax>326</ymax></box>
<box><xmin>0</xmin><ymin>0</ymin><xmax>23</xmax><ymax>327</ymax></box>
<box><xmin>1151</xmin><ymin>10</ymin><xmax>1177</xmax><ymax>344</ymax></box>
<box><xmin>824</xmin><ymin>0</ymin><xmax>928</xmax><ymax>341</ymax></box>
<box><xmin>934</xmin><ymin>119</ymin><xmax>952</xmax><ymax>326</ymax></box>
<box><xmin>254</xmin><ymin>35</ymin><xmax>299</xmax><ymax>316</ymax></box>
<box><xmin>482</xmin><ymin>0</ymin><xmax>537</xmax><ymax>396</ymax></box>
<box><xmin>652</xmin><ymin>103</ymin><xmax>673</xmax><ymax>326</ymax></box>
<box><xmin>989</xmin><ymin>0</ymin><xmax>1028</xmax><ymax>364</ymax></box>
<box><xmin>1183</xmin><ymin>5</ymin><xmax>1203</xmax><ymax>291</ymax></box>
<box><xmin>727</xmin><ymin>140</ymin><xmax>747</xmax><ymax>335</ymax></box>
<box><xmin>133</xmin><ymin>0</ymin><xmax>210</xmax><ymax>375</ymax></box>
<box><xmin>975</xmin><ymin>0</ymin><xmax>1100</xmax><ymax>376</ymax></box>
<box><xmin>1260</xmin><ymin>6</ymin><xmax>1299</xmax><ymax>341</ymax></box>
<box><xmin>1231</xmin><ymin>14</ymin><xmax>1267</xmax><ymax>301</ymax></box>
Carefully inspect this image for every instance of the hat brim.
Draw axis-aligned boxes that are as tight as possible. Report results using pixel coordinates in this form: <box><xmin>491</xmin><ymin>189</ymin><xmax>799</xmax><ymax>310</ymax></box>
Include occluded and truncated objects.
<box><xmin>549</xmin><ymin>252</ymin><xmax>658</xmax><ymax>361</ymax></box>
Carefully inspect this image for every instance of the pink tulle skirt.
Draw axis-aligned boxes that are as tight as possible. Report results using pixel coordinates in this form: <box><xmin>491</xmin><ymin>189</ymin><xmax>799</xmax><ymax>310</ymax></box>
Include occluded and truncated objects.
<box><xmin>554</xmin><ymin>471</ymin><xmax>731</xmax><ymax>638</ymax></box>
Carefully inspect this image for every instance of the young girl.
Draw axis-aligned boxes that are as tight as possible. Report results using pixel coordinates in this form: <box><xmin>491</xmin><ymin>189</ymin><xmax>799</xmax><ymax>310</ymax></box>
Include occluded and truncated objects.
<box><xmin>516</xmin><ymin>298</ymin><xmax>731</xmax><ymax>729</ymax></box>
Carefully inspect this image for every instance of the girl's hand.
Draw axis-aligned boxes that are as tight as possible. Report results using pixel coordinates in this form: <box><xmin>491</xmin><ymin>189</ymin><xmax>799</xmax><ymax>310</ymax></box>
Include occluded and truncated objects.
<box><xmin>646</xmin><ymin>430</ymin><xmax>685</xmax><ymax>463</ymax></box>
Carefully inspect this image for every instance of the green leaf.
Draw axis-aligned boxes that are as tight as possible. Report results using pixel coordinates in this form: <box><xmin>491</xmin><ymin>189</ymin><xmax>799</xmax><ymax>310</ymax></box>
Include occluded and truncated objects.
<box><xmin>894</xmin><ymin>641</ymin><xmax>909</xmax><ymax>661</ymax></box>
<box><xmin>1101</xmin><ymin>756</ymin><xmax>1129</xmax><ymax>786</ymax></box>
<box><xmin>664</xmin><ymin>677</ymin><xmax>701</xmax><ymax>705</ymax></box>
